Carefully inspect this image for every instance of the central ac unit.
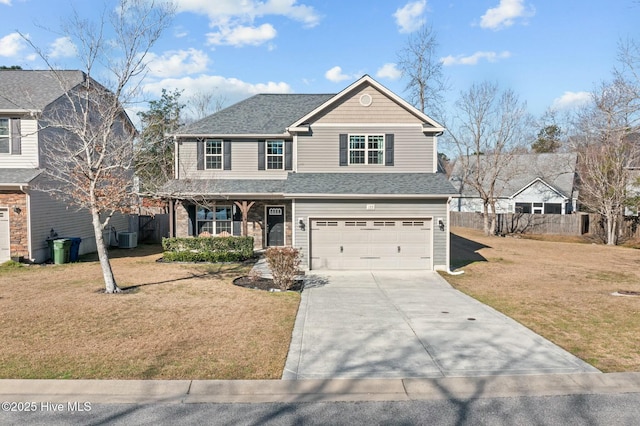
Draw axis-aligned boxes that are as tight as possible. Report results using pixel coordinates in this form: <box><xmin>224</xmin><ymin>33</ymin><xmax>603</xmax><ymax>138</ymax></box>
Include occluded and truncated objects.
<box><xmin>118</xmin><ymin>232</ymin><xmax>138</xmax><ymax>249</ymax></box>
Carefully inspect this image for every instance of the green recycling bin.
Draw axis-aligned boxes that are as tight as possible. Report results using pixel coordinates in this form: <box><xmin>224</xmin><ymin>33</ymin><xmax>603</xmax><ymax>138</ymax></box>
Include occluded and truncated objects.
<box><xmin>53</xmin><ymin>239</ymin><xmax>72</xmax><ymax>264</ymax></box>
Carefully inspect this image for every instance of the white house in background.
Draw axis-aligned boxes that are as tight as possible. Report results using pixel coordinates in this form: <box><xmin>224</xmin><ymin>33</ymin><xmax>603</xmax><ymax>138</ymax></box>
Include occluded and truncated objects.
<box><xmin>449</xmin><ymin>152</ymin><xmax>579</xmax><ymax>215</ymax></box>
<box><xmin>0</xmin><ymin>70</ymin><xmax>130</xmax><ymax>263</ymax></box>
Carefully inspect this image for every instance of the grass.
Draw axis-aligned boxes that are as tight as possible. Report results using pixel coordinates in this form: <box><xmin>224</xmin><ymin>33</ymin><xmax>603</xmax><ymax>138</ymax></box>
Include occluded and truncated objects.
<box><xmin>0</xmin><ymin>245</ymin><xmax>299</xmax><ymax>380</ymax></box>
<box><xmin>444</xmin><ymin>227</ymin><xmax>640</xmax><ymax>373</ymax></box>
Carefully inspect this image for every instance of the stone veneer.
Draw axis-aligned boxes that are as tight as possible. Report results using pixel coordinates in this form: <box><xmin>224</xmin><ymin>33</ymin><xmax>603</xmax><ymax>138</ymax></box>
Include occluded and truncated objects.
<box><xmin>0</xmin><ymin>191</ymin><xmax>29</xmax><ymax>260</ymax></box>
<box><xmin>174</xmin><ymin>200</ymin><xmax>292</xmax><ymax>249</ymax></box>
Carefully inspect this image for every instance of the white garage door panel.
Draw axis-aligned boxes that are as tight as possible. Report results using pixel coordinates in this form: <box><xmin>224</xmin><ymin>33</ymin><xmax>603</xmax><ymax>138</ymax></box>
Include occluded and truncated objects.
<box><xmin>310</xmin><ymin>219</ymin><xmax>432</xmax><ymax>270</ymax></box>
<box><xmin>0</xmin><ymin>208</ymin><xmax>10</xmax><ymax>263</ymax></box>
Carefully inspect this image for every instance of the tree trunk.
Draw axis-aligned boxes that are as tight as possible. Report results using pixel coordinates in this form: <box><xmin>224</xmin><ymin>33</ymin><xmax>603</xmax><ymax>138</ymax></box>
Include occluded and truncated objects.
<box><xmin>92</xmin><ymin>209</ymin><xmax>120</xmax><ymax>293</ymax></box>
<box><xmin>606</xmin><ymin>213</ymin><xmax>617</xmax><ymax>246</ymax></box>
<box><xmin>482</xmin><ymin>203</ymin><xmax>491</xmax><ymax>236</ymax></box>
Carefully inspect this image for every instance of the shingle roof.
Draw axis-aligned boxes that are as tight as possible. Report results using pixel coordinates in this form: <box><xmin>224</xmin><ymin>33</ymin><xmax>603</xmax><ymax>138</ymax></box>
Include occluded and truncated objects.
<box><xmin>0</xmin><ymin>168</ymin><xmax>42</xmax><ymax>185</ymax></box>
<box><xmin>176</xmin><ymin>94</ymin><xmax>335</xmax><ymax>135</ymax></box>
<box><xmin>160</xmin><ymin>173</ymin><xmax>456</xmax><ymax>197</ymax></box>
<box><xmin>0</xmin><ymin>70</ymin><xmax>86</xmax><ymax>110</ymax></box>
<box><xmin>285</xmin><ymin>173</ymin><xmax>457</xmax><ymax>195</ymax></box>
<box><xmin>160</xmin><ymin>179</ymin><xmax>286</xmax><ymax>197</ymax></box>
<box><xmin>450</xmin><ymin>153</ymin><xmax>578</xmax><ymax>198</ymax></box>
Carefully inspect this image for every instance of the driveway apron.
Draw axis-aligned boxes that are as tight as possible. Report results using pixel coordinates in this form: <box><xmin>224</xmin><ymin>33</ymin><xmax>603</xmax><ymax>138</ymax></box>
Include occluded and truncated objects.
<box><xmin>282</xmin><ymin>271</ymin><xmax>599</xmax><ymax>379</ymax></box>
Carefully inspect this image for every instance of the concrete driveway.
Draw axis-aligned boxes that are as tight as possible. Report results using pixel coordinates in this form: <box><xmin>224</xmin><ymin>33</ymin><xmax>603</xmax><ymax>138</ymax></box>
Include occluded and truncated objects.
<box><xmin>282</xmin><ymin>271</ymin><xmax>599</xmax><ymax>380</ymax></box>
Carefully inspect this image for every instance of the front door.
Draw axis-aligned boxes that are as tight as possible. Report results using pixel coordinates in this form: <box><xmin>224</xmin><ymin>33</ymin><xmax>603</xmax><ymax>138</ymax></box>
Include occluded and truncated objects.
<box><xmin>266</xmin><ymin>206</ymin><xmax>285</xmax><ymax>246</ymax></box>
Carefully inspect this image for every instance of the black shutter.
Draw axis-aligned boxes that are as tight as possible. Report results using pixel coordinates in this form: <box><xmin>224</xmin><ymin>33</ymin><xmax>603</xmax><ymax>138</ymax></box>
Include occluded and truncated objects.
<box><xmin>196</xmin><ymin>139</ymin><xmax>205</xmax><ymax>170</ymax></box>
<box><xmin>187</xmin><ymin>204</ymin><xmax>196</xmax><ymax>236</ymax></box>
<box><xmin>385</xmin><ymin>133</ymin><xmax>394</xmax><ymax>166</ymax></box>
<box><xmin>339</xmin><ymin>134</ymin><xmax>348</xmax><ymax>166</ymax></box>
<box><xmin>285</xmin><ymin>140</ymin><xmax>292</xmax><ymax>170</ymax></box>
<box><xmin>10</xmin><ymin>118</ymin><xmax>21</xmax><ymax>155</ymax></box>
<box><xmin>258</xmin><ymin>140</ymin><xmax>265</xmax><ymax>170</ymax></box>
<box><xmin>223</xmin><ymin>140</ymin><xmax>231</xmax><ymax>170</ymax></box>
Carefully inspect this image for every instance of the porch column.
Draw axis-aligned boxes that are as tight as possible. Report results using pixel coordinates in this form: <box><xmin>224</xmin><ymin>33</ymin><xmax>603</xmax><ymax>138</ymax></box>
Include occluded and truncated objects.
<box><xmin>234</xmin><ymin>201</ymin><xmax>255</xmax><ymax>236</ymax></box>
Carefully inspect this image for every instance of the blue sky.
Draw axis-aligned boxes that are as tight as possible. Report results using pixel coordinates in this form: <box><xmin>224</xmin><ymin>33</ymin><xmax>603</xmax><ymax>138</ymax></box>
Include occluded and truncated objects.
<box><xmin>1</xmin><ymin>0</ymin><xmax>638</xmax><ymax>121</ymax></box>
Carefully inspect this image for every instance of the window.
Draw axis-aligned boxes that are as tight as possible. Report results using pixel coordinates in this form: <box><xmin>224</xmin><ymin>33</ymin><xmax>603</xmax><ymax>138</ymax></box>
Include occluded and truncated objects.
<box><xmin>515</xmin><ymin>203</ymin><xmax>531</xmax><ymax>214</ymax></box>
<box><xmin>267</xmin><ymin>140</ymin><xmax>284</xmax><ymax>170</ymax></box>
<box><xmin>205</xmin><ymin>139</ymin><xmax>222</xmax><ymax>169</ymax></box>
<box><xmin>0</xmin><ymin>118</ymin><xmax>9</xmax><ymax>154</ymax></box>
<box><xmin>544</xmin><ymin>203</ymin><xmax>562</xmax><ymax>214</ymax></box>
<box><xmin>196</xmin><ymin>206</ymin><xmax>233</xmax><ymax>235</ymax></box>
<box><xmin>349</xmin><ymin>134</ymin><xmax>384</xmax><ymax>165</ymax></box>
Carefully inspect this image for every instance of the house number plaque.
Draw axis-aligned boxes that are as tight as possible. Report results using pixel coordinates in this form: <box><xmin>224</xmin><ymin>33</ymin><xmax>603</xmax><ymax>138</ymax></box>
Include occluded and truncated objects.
<box><xmin>269</xmin><ymin>208</ymin><xmax>283</xmax><ymax>215</ymax></box>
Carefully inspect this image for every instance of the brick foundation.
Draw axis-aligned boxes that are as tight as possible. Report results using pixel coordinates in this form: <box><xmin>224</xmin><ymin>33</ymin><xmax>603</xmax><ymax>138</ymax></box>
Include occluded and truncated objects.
<box><xmin>0</xmin><ymin>191</ymin><xmax>29</xmax><ymax>260</ymax></box>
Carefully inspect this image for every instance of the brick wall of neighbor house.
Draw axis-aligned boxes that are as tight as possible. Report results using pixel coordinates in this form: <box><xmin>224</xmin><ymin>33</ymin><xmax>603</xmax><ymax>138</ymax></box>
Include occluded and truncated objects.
<box><xmin>0</xmin><ymin>191</ymin><xmax>29</xmax><ymax>260</ymax></box>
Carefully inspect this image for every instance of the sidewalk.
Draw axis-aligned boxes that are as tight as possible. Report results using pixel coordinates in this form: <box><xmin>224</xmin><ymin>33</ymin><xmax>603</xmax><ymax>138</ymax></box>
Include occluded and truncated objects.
<box><xmin>0</xmin><ymin>373</ymin><xmax>639</xmax><ymax>404</ymax></box>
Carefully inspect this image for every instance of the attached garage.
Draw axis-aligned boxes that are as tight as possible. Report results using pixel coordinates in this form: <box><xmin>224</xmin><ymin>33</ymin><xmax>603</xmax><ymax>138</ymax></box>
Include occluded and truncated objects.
<box><xmin>309</xmin><ymin>218</ymin><xmax>432</xmax><ymax>270</ymax></box>
<box><xmin>0</xmin><ymin>208</ymin><xmax>9</xmax><ymax>263</ymax></box>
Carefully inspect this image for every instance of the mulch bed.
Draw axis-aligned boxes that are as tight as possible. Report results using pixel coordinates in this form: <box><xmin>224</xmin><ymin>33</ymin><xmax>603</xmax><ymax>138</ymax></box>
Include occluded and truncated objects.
<box><xmin>233</xmin><ymin>276</ymin><xmax>303</xmax><ymax>292</ymax></box>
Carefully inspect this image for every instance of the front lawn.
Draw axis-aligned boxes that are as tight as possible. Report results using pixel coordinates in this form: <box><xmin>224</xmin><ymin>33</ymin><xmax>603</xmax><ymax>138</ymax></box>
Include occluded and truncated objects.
<box><xmin>444</xmin><ymin>227</ymin><xmax>640</xmax><ymax>372</ymax></box>
<box><xmin>0</xmin><ymin>245</ymin><xmax>299</xmax><ymax>379</ymax></box>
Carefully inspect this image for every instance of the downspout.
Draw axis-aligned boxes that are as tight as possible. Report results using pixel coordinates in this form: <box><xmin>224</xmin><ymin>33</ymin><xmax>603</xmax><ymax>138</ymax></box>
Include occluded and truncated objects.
<box><xmin>446</xmin><ymin>196</ymin><xmax>464</xmax><ymax>276</ymax></box>
<box><xmin>19</xmin><ymin>185</ymin><xmax>34</xmax><ymax>262</ymax></box>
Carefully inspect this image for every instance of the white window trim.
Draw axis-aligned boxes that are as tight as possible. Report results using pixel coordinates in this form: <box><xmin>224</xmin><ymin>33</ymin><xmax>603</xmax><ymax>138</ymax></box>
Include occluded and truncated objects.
<box><xmin>0</xmin><ymin>118</ymin><xmax>11</xmax><ymax>155</ymax></box>
<box><xmin>348</xmin><ymin>134</ymin><xmax>384</xmax><ymax>165</ymax></box>
<box><xmin>196</xmin><ymin>205</ymin><xmax>234</xmax><ymax>235</ymax></box>
<box><xmin>266</xmin><ymin>140</ymin><xmax>284</xmax><ymax>170</ymax></box>
<box><xmin>205</xmin><ymin>139</ymin><xmax>223</xmax><ymax>170</ymax></box>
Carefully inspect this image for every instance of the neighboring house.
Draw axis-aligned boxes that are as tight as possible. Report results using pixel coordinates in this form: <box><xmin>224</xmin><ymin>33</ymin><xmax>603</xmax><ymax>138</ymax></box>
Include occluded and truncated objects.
<box><xmin>0</xmin><ymin>70</ymin><xmax>129</xmax><ymax>263</ymax></box>
<box><xmin>449</xmin><ymin>152</ymin><xmax>579</xmax><ymax>215</ymax></box>
<box><xmin>162</xmin><ymin>75</ymin><xmax>457</xmax><ymax>271</ymax></box>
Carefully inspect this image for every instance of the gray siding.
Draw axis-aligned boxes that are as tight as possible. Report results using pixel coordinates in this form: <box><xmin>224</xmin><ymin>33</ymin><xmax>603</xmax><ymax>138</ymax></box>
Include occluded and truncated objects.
<box><xmin>29</xmin><ymin>189</ymin><xmax>129</xmax><ymax>263</ymax></box>
<box><xmin>178</xmin><ymin>139</ymin><xmax>289</xmax><ymax>180</ymax></box>
<box><xmin>297</xmin><ymin>126</ymin><xmax>435</xmax><ymax>173</ymax></box>
<box><xmin>0</xmin><ymin>116</ymin><xmax>39</xmax><ymax>168</ymax></box>
<box><xmin>293</xmin><ymin>198</ymin><xmax>449</xmax><ymax>270</ymax></box>
<box><xmin>311</xmin><ymin>84</ymin><xmax>420</xmax><ymax>124</ymax></box>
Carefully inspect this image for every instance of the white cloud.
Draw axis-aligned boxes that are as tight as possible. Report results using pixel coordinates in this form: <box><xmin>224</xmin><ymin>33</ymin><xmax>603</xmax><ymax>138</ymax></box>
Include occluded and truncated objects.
<box><xmin>551</xmin><ymin>91</ymin><xmax>592</xmax><ymax>110</ymax></box>
<box><xmin>143</xmin><ymin>74</ymin><xmax>292</xmax><ymax>107</ymax></box>
<box><xmin>393</xmin><ymin>0</ymin><xmax>426</xmax><ymax>33</ymax></box>
<box><xmin>376</xmin><ymin>63</ymin><xmax>402</xmax><ymax>80</ymax></box>
<box><xmin>480</xmin><ymin>0</ymin><xmax>535</xmax><ymax>30</ymax></box>
<box><xmin>173</xmin><ymin>0</ymin><xmax>320</xmax><ymax>47</ymax></box>
<box><xmin>441</xmin><ymin>50</ymin><xmax>511</xmax><ymax>66</ymax></box>
<box><xmin>49</xmin><ymin>37</ymin><xmax>77</xmax><ymax>58</ymax></box>
<box><xmin>0</xmin><ymin>0</ymin><xmax>11</xmax><ymax>5</ymax></box>
<box><xmin>207</xmin><ymin>23</ymin><xmax>277</xmax><ymax>47</ymax></box>
<box><xmin>0</xmin><ymin>32</ymin><xmax>26</xmax><ymax>57</ymax></box>
<box><xmin>145</xmin><ymin>48</ymin><xmax>209</xmax><ymax>78</ymax></box>
<box><xmin>324</xmin><ymin>66</ymin><xmax>354</xmax><ymax>83</ymax></box>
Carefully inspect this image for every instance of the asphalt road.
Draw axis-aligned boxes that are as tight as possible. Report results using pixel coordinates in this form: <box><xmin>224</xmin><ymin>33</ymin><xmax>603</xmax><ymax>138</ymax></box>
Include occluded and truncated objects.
<box><xmin>3</xmin><ymin>393</ymin><xmax>640</xmax><ymax>425</ymax></box>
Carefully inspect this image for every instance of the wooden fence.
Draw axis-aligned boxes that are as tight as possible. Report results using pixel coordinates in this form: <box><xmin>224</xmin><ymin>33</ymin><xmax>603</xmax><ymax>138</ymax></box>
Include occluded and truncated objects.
<box><xmin>129</xmin><ymin>214</ymin><xmax>170</xmax><ymax>243</ymax></box>
<box><xmin>451</xmin><ymin>212</ymin><xmax>589</xmax><ymax>236</ymax></box>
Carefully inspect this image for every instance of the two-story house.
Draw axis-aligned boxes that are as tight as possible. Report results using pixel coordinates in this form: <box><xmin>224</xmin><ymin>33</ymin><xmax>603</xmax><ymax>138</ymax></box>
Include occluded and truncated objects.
<box><xmin>0</xmin><ymin>70</ymin><xmax>129</xmax><ymax>263</ymax></box>
<box><xmin>162</xmin><ymin>75</ymin><xmax>457</xmax><ymax>271</ymax></box>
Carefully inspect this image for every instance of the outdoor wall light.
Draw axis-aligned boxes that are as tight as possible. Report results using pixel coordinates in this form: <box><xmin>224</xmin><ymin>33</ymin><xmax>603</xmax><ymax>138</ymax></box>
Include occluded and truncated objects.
<box><xmin>298</xmin><ymin>217</ymin><xmax>306</xmax><ymax>231</ymax></box>
<box><xmin>438</xmin><ymin>218</ymin><xmax>445</xmax><ymax>231</ymax></box>
<box><xmin>13</xmin><ymin>206</ymin><xmax>21</xmax><ymax>214</ymax></box>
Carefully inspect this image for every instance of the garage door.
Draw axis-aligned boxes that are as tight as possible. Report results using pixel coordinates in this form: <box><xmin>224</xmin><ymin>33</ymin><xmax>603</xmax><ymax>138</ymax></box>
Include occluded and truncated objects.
<box><xmin>0</xmin><ymin>208</ymin><xmax>9</xmax><ymax>263</ymax></box>
<box><xmin>310</xmin><ymin>219</ymin><xmax>432</xmax><ymax>270</ymax></box>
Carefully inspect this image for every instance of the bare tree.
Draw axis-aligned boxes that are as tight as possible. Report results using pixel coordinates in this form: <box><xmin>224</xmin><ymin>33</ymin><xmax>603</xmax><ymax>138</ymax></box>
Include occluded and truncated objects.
<box><xmin>21</xmin><ymin>0</ymin><xmax>174</xmax><ymax>293</ymax></box>
<box><xmin>447</xmin><ymin>82</ymin><xmax>532</xmax><ymax>235</ymax></box>
<box><xmin>397</xmin><ymin>24</ymin><xmax>448</xmax><ymax>119</ymax></box>
<box><xmin>186</xmin><ymin>90</ymin><xmax>227</xmax><ymax>121</ymax></box>
<box><xmin>569</xmin><ymin>77</ymin><xmax>640</xmax><ymax>245</ymax></box>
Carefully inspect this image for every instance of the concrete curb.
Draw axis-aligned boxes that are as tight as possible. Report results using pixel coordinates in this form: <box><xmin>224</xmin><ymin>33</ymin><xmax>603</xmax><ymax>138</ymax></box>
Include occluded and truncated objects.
<box><xmin>1</xmin><ymin>373</ymin><xmax>639</xmax><ymax>404</ymax></box>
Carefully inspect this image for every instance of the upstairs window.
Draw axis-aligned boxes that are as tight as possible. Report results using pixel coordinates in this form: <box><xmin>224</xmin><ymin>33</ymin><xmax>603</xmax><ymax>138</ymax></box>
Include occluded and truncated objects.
<box><xmin>0</xmin><ymin>118</ymin><xmax>9</xmax><ymax>154</ymax></box>
<box><xmin>266</xmin><ymin>140</ymin><xmax>284</xmax><ymax>170</ymax></box>
<box><xmin>205</xmin><ymin>139</ymin><xmax>222</xmax><ymax>169</ymax></box>
<box><xmin>349</xmin><ymin>134</ymin><xmax>384</xmax><ymax>165</ymax></box>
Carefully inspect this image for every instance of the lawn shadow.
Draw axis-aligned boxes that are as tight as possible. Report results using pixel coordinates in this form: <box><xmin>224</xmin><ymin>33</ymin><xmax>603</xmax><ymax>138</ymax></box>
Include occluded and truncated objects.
<box><xmin>450</xmin><ymin>232</ymin><xmax>490</xmax><ymax>268</ymax></box>
<box><xmin>119</xmin><ymin>262</ymin><xmax>249</xmax><ymax>291</ymax></box>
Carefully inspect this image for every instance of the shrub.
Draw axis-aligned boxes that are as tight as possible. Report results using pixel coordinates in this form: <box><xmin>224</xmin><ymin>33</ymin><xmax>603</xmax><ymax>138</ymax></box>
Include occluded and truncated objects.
<box><xmin>162</xmin><ymin>236</ymin><xmax>254</xmax><ymax>263</ymax></box>
<box><xmin>265</xmin><ymin>247</ymin><xmax>301</xmax><ymax>291</ymax></box>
